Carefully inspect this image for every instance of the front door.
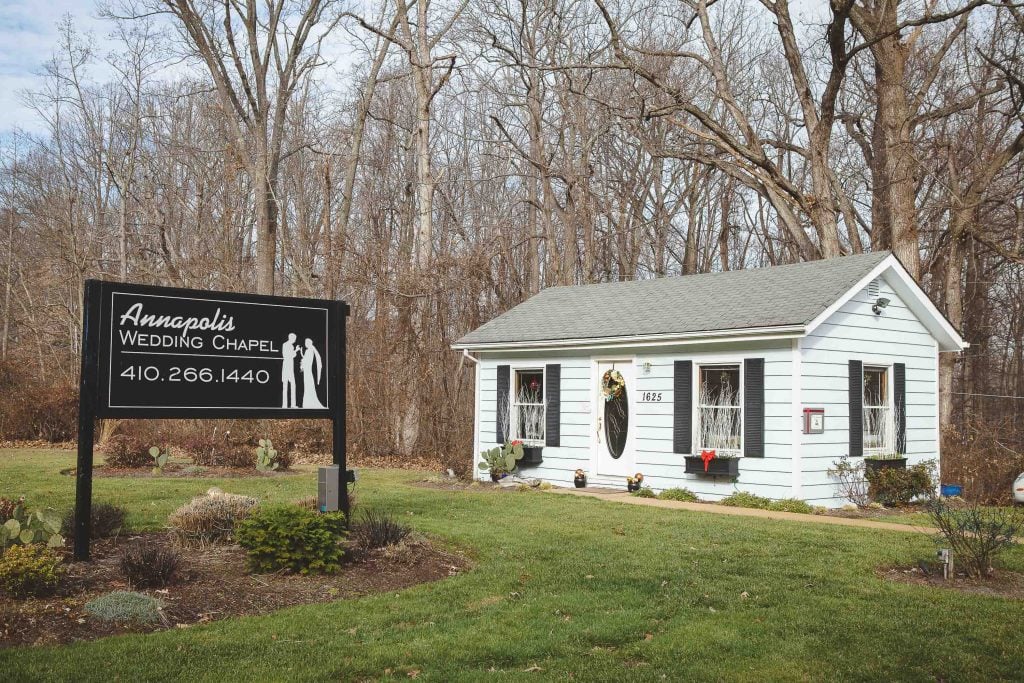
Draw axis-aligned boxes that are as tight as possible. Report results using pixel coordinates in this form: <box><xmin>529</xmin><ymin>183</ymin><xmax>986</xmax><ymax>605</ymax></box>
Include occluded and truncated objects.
<box><xmin>594</xmin><ymin>360</ymin><xmax>634</xmax><ymax>477</ymax></box>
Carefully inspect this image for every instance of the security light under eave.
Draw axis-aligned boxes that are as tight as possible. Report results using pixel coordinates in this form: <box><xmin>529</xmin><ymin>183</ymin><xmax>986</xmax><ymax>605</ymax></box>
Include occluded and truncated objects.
<box><xmin>872</xmin><ymin>297</ymin><xmax>891</xmax><ymax>315</ymax></box>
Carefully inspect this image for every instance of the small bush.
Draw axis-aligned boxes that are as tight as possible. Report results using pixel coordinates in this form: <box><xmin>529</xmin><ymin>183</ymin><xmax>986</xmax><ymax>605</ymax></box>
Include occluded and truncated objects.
<box><xmin>828</xmin><ymin>456</ymin><xmax>870</xmax><ymax>507</ymax></box>
<box><xmin>167</xmin><ymin>490</ymin><xmax>258</xmax><ymax>546</ymax></box>
<box><xmin>927</xmin><ymin>498</ymin><xmax>1022</xmax><ymax>577</ymax></box>
<box><xmin>62</xmin><ymin>502</ymin><xmax>127</xmax><ymax>539</ymax></box>
<box><xmin>866</xmin><ymin>460</ymin><xmax>936</xmax><ymax>507</ymax></box>
<box><xmin>631</xmin><ymin>487</ymin><xmax>657</xmax><ymax>498</ymax></box>
<box><xmin>85</xmin><ymin>591</ymin><xmax>162</xmax><ymax>624</ymax></box>
<box><xmin>235</xmin><ymin>505</ymin><xmax>346</xmax><ymax>574</ymax></box>
<box><xmin>119</xmin><ymin>543</ymin><xmax>181</xmax><ymax>588</ymax></box>
<box><xmin>720</xmin><ymin>491</ymin><xmax>772</xmax><ymax>509</ymax></box>
<box><xmin>0</xmin><ymin>362</ymin><xmax>78</xmax><ymax>442</ymax></box>
<box><xmin>349</xmin><ymin>510</ymin><xmax>411</xmax><ymax>551</ymax></box>
<box><xmin>658</xmin><ymin>488</ymin><xmax>699</xmax><ymax>503</ymax></box>
<box><xmin>767</xmin><ymin>498</ymin><xmax>813</xmax><ymax>514</ymax></box>
<box><xmin>0</xmin><ymin>544</ymin><xmax>66</xmax><ymax>597</ymax></box>
<box><xmin>101</xmin><ymin>434</ymin><xmax>153</xmax><ymax>469</ymax></box>
<box><xmin>182</xmin><ymin>432</ymin><xmax>255</xmax><ymax>469</ymax></box>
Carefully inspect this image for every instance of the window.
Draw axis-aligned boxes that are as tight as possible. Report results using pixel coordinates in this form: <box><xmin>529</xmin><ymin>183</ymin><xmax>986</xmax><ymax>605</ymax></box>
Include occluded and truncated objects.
<box><xmin>512</xmin><ymin>369</ymin><xmax>545</xmax><ymax>444</ymax></box>
<box><xmin>863</xmin><ymin>366</ymin><xmax>891</xmax><ymax>451</ymax></box>
<box><xmin>698</xmin><ymin>364</ymin><xmax>741</xmax><ymax>453</ymax></box>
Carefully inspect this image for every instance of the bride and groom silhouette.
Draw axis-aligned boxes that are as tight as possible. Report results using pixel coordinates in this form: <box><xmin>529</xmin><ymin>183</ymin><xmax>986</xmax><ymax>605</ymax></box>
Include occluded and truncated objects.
<box><xmin>281</xmin><ymin>333</ymin><xmax>324</xmax><ymax>409</ymax></box>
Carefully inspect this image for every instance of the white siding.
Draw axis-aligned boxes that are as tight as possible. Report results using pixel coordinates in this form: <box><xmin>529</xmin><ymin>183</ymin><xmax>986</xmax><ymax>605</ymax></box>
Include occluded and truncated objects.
<box><xmin>475</xmin><ymin>340</ymin><xmax>797</xmax><ymax>500</ymax></box>
<box><xmin>799</xmin><ymin>275</ymin><xmax>940</xmax><ymax>506</ymax></box>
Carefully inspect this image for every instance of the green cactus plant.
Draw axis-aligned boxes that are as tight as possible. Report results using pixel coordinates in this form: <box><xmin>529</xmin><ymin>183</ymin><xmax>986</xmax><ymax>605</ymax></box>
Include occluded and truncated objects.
<box><xmin>477</xmin><ymin>440</ymin><xmax>525</xmax><ymax>477</ymax></box>
<box><xmin>149</xmin><ymin>446</ymin><xmax>169</xmax><ymax>474</ymax></box>
<box><xmin>0</xmin><ymin>502</ymin><xmax>64</xmax><ymax>550</ymax></box>
<box><xmin>256</xmin><ymin>439</ymin><xmax>279</xmax><ymax>471</ymax></box>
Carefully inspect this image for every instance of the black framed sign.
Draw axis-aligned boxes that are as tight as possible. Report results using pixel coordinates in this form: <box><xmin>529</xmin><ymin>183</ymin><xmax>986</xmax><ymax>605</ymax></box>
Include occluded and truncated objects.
<box><xmin>75</xmin><ymin>280</ymin><xmax>349</xmax><ymax>559</ymax></box>
<box><xmin>92</xmin><ymin>281</ymin><xmax>342</xmax><ymax>418</ymax></box>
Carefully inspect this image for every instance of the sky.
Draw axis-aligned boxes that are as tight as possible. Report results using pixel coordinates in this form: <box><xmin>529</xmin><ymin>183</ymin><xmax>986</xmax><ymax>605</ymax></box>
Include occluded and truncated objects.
<box><xmin>0</xmin><ymin>1</ymin><xmax>120</xmax><ymax>136</ymax></box>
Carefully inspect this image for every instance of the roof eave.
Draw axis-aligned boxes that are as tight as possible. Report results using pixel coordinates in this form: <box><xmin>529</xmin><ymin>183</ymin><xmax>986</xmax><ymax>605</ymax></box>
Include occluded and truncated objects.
<box><xmin>803</xmin><ymin>254</ymin><xmax>967</xmax><ymax>352</ymax></box>
<box><xmin>451</xmin><ymin>325</ymin><xmax>806</xmax><ymax>353</ymax></box>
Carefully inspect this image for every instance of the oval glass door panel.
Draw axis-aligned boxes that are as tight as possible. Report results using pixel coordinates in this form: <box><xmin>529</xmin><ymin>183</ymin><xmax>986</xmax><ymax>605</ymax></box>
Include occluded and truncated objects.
<box><xmin>604</xmin><ymin>385</ymin><xmax>629</xmax><ymax>459</ymax></box>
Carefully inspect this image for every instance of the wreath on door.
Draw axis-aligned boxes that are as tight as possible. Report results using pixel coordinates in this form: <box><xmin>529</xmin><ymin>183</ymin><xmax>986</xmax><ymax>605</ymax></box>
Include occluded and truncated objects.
<box><xmin>601</xmin><ymin>369</ymin><xmax>626</xmax><ymax>402</ymax></box>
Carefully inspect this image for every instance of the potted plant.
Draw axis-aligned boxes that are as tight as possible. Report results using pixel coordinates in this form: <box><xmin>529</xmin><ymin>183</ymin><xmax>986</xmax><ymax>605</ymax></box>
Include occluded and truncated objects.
<box><xmin>574</xmin><ymin>469</ymin><xmax>587</xmax><ymax>488</ymax></box>
<box><xmin>684</xmin><ymin>449</ymin><xmax>739</xmax><ymax>476</ymax></box>
<box><xmin>478</xmin><ymin>440</ymin><xmax>524</xmax><ymax>482</ymax></box>
<box><xmin>626</xmin><ymin>472</ymin><xmax>644</xmax><ymax>492</ymax></box>
<box><xmin>863</xmin><ymin>452</ymin><xmax>907</xmax><ymax>474</ymax></box>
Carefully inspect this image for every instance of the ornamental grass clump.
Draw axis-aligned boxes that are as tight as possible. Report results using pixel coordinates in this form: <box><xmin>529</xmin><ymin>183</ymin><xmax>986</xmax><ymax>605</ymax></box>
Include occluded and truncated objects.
<box><xmin>119</xmin><ymin>543</ymin><xmax>181</xmax><ymax>588</ymax></box>
<box><xmin>168</xmin><ymin>490</ymin><xmax>258</xmax><ymax>547</ymax></box>
<box><xmin>85</xmin><ymin>591</ymin><xmax>163</xmax><ymax>624</ymax></box>
<box><xmin>349</xmin><ymin>509</ymin><xmax>411</xmax><ymax>551</ymax></box>
<box><xmin>0</xmin><ymin>544</ymin><xmax>66</xmax><ymax>597</ymax></box>
<box><xmin>235</xmin><ymin>505</ymin><xmax>347</xmax><ymax>575</ymax></box>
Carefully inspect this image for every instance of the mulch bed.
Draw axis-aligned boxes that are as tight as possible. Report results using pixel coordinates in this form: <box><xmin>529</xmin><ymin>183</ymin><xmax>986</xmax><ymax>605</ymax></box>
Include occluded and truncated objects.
<box><xmin>87</xmin><ymin>463</ymin><xmax>304</xmax><ymax>479</ymax></box>
<box><xmin>412</xmin><ymin>478</ymin><xmax>521</xmax><ymax>493</ymax></box>
<box><xmin>878</xmin><ymin>564</ymin><xmax>1024</xmax><ymax>599</ymax></box>
<box><xmin>1</xmin><ymin>533</ymin><xmax>468</xmax><ymax>648</ymax></box>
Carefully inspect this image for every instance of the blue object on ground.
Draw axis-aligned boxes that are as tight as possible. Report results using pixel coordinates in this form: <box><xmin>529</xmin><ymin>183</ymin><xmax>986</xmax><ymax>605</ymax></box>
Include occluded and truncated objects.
<box><xmin>940</xmin><ymin>484</ymin><xmax>963</xmax><ymax>497</ymax></box>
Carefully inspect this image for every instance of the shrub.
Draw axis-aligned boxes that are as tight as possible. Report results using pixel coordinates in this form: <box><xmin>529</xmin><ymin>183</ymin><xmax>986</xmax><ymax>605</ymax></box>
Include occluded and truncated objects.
<box><xmin>119</xmin><ymin>543</ymin><xmax>181</xmax><ymax>588</ymax></box>
<box><xmin>183</xmin><ymin>432</ymin><xmax>258</xmax><ymax>469</ymax></box>
<box><xmin>720</xmin><ymin>491</ymin><xmax>772</xmax><ymax>509</ymax></box>
<box><xmin>62</xmin><ymin>502</ymin><xmax>126</xmax><ymax>539</ymax></box>
<box><xmin>658</xmin><ymin>488</ymin><xmax>699</xmax><ymax>503</ymax></box>
<box><xmin>941</xmin><ymin>419</ymin><xmax>1024</xmax><ymax>504</ymax></box>
<box><xmin>0</xmin><ymin>361</ymin><xmax>78</xmax><ymax>442</ymax></box>
<box><xmin>167</xmin><ymin>490</ymin><xmax>258</xmax><ymax>546</ymax></box>
<box><xmin>927</xmin><ymin>498</ymin><xmax>1022</xmax><ymax>577</ymax></box>
<box><xmin>828</xmin><ymin>456</ymin><xmax>870</xmax><ymax>507</ymax></box>
<box><xmin>85</xmin><ymin>591</ymin><xmax>162</xmax><ymax>624</ymax></box>
<box><xmin>866</xmin><ymin>460</ymin><xmax>936</xmax><ymax>507</ymax></box>
<box><xmin>235</xmin><ymin>505</ymin><xmax>346</xmax><ymax>574</ymax></box>
<box><xmin>768</xmin><ymin>498</ymin><xmax>813</xmax><ymax>514</ymax></box>
<box><xmin>349</xmin><ymin>510</ymin><xmax>411</xmax><ymax>551</ymax></box>
<box><xmin>100</xmin><ymin>434</ymin><xmax>153</xmax><ymax>469</ymax></box>
<box><xmin>631</xmin><ymin>487</ymin><xmax>657</xmax><ymax>498</ymax></box>
<box><xmin>0</xmin><ymin>544</ymin><xmax>66</xmax><ymax>597</ymax></box>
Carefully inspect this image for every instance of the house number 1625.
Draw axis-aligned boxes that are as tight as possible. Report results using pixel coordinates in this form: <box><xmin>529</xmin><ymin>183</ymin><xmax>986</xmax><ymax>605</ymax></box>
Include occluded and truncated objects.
<box><xmin>639</xmin><ymin>391</ymin><xmax>663</xmax><ymax>402</ymax></box>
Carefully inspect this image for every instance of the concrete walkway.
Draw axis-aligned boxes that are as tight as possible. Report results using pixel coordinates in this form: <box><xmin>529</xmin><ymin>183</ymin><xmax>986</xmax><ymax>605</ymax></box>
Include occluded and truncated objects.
<box><xmin>548</xmin><ymin>487</ymin><xmax>937</xmax><ymax>535</ymax></box>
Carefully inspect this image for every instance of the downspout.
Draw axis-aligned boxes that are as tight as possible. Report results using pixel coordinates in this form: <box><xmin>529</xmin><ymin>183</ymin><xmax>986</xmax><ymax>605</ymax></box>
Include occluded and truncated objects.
<box><xmin>462</xmin><ymin>349</ymin><xmax>482</xmax><ymax>480</ymax></box>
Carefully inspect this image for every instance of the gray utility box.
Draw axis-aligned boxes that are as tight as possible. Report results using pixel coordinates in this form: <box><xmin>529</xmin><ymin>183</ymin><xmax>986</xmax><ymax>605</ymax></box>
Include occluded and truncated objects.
<box><xmin>318</xmin><ymin>465</ymin><xmax>340</xmax><ymax>512</ymax></box>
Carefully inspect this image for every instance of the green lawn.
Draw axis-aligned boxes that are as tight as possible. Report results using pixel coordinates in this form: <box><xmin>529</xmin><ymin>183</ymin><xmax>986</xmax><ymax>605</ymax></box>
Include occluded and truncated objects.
<box><xmin>2</xmin><ymin>449</ymin><xmax>1023</xmax><ymax>682</ymax></box>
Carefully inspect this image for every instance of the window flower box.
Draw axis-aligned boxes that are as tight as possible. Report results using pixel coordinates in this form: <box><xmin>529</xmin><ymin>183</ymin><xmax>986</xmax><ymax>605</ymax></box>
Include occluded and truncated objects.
<box><xmin>684</xmin><ymin>455</ymin><xmax>739</xmax><ymax>477</ymax></box>
<box><xmin>520</xmin><ymin>445</ymin><xmax>543</xmax><ymax>466</ymax></box>
<box><xmin>864</xmin><ymin>456</ymin><xmax>907</xmax><ymax>474</ymax></box>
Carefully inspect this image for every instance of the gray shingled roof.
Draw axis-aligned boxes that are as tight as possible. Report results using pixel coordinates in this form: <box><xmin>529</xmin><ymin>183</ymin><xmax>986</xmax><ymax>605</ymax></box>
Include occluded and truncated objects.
<box><xmin>456</xmin><ymin>251</ymin><xmax>891</xmax><ymax>347</ymax></box>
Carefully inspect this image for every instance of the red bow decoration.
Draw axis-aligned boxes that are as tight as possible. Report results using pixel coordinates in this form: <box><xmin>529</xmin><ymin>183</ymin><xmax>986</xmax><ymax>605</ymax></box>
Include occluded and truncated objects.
<box><xmin>700</xmin><ymin>449</ymin><xmax>717</xmax><ymax>472</ymax></box>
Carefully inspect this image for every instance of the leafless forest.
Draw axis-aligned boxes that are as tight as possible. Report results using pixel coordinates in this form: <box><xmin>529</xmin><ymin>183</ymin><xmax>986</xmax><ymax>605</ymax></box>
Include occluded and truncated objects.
<box><xmin>1</xmin><ymin>0</ymin><xmax>1022</xmax><ymax>491</ymax></box>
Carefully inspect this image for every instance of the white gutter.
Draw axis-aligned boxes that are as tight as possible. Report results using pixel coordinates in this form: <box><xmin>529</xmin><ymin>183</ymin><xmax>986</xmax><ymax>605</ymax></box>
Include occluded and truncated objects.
<box><xmin>452</xmin><ymin>325</ymin><xmax>806</xmax><ymax>353</ymax></box>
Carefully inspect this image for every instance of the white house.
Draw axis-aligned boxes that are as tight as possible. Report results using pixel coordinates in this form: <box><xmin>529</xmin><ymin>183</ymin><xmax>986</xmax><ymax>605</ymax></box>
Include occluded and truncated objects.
<box><xmin>454</xmin><ymin>252</ymin><xmax>967</xmax><ymax>507</ymax></box>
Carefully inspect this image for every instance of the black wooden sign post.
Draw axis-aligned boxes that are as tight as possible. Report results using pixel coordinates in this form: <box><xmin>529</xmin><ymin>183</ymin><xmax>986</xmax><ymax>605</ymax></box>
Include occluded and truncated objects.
<box><xmin>74</xmin><ymin>280</ymin><xmax>349</xmax><ymax>560</ymax></box>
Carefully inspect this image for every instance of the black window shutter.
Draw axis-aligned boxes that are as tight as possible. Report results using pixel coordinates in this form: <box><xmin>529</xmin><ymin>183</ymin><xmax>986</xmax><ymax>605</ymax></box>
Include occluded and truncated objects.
<box><xmin>673</xmin><ymin>360</ymin><xmax>692</xmax><ymax>454</ymax></box>
<box><xmin>849</xmin><ymin>360</ymin><xmax>863</xmax><ymax>457</ymax></box>
<box><xmin>744</xmin><ymin>358</ymin><xmax>765</xmax><ymax>457</ymax></box>
<box><xmin>894</xmin><ymin>363</ymin><xmax>906</xmax><ymax>454</ymax></box>
<box><xmin>545</xmin><ymin>364</ymin><xmax>561</xmax><ymax>447</ymax></box>
<box><xmin>496</xmin><ymin>365</ymin><xmax>510</xmax><ymax>443</ymax></box>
